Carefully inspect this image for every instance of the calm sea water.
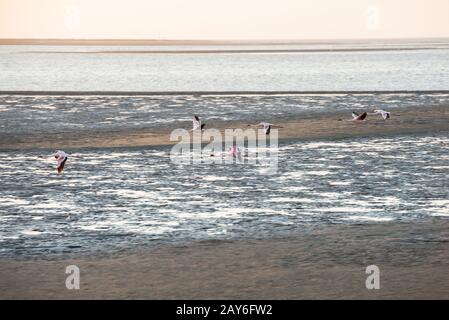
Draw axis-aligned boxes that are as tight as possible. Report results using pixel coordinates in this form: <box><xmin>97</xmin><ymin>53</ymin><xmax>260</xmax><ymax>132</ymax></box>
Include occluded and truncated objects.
<box><xmin>1</xmin><ymin>43</ymin><xmax>449</xmax><ymax>91</ymax></box>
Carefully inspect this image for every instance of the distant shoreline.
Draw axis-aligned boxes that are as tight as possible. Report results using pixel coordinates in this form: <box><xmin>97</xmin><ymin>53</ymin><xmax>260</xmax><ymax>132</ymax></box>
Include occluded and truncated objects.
<box><xmin>2</xmin><ymin>90</ymin><xmax>449</xmax><ymax>96</ymax></box>
<box><xmin>21</xmin><ymin>47</ymin><xmax>443</xmax><ymax>54</ymax></box>
<box><xmin>1</xmin><ymin>37</ymin><xmax>449</xmax><ymax>46</ymax></box>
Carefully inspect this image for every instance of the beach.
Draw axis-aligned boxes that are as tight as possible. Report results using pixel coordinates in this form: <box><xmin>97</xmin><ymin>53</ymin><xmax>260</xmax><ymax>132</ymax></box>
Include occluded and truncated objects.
<box><xmin>1</xmin><ymin>94</ymin><xmax>449</xmax><ymax>299</ymax></box>
<box><xmin>1</xmin><ymin>218</ymin><xmax>449</xmax><ymax>299</ymax></box>
<box><xmin>1</xmin><ymin>39</ymin><xmax>449</xmax><ymax>300</ymax></box>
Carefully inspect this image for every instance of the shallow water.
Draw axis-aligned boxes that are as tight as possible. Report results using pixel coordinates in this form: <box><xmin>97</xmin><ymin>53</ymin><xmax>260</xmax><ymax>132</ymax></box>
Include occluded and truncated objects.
<box><xmin>0</xmin><ymin>133</ymin><xmax>448</xmax><ymax>258</ymax></box>
<box><xmin>1</xmin><ymin>93</ymin><xmax>448</xmax><ymax>137</ymax></box>
<box><xmin>1</xmin><ymin>41</ymin><xmax>449</xmax><ymax>259</ymax></box>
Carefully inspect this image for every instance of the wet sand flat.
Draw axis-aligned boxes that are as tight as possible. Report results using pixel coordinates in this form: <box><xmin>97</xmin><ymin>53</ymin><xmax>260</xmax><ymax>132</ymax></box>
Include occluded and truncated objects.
<box><xmin>1</xmin><ymin>97</ymin><xmax>449</xmax><ymax>299</ymax></box>
<box><xmin>1</xmin><ymin>219</ymin><xmax>449</xmax><ymax>299</ymax></box>
<box><xmin>1</xmin><ymin>105</ymin><xmax>448</xmax><ymax>150</ymax></box>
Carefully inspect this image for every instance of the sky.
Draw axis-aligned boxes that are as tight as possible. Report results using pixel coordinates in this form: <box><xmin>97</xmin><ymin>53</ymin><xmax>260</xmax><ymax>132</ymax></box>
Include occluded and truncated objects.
<box><xmin>0</xmin><ymin>0</ymin><xmax>449</xmax><ymax>40</ymax></box>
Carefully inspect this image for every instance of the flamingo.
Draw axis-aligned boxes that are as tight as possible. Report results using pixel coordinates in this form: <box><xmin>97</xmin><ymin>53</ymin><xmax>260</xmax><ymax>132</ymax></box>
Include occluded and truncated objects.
<box><xmin>370</xmin><ymin>109</ymin><xmax>391</xmax><ymax>120</ymax></box>
<box><xmin>190</xmin><ymin>115</ymin><xmax>206</xmax><ymax>131</ymax></box>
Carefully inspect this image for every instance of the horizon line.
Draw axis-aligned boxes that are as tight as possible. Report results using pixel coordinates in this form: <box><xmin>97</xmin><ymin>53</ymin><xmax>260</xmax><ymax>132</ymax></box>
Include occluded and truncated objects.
<box><xmin>1</xmin><ymin>37</ymin><xmax>449</xmax><ymax>45</ymax></box>
<box><xmin>1</xmin><ymin>90</ymin><xmax>449</xmax><ymax>96</ymax></box>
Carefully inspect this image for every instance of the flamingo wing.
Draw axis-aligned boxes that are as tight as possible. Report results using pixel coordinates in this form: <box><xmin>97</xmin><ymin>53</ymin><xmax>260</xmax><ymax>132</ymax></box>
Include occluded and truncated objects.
<box><xmin>192</xmin><ymin>116</ymin><xmax>201</xmax><ymax>130</ymax></box>
<box><xmin>359</xmin><ymin>112</ymin><xmax>367</xmax><ymax>120</ymax></box>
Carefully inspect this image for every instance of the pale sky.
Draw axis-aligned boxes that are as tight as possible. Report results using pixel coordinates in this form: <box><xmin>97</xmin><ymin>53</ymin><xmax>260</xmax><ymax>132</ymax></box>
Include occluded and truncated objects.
<box><xmin>1</xmin><ymin>0</ymin><xmax>449</xmax><ymax>40</ymax></box>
